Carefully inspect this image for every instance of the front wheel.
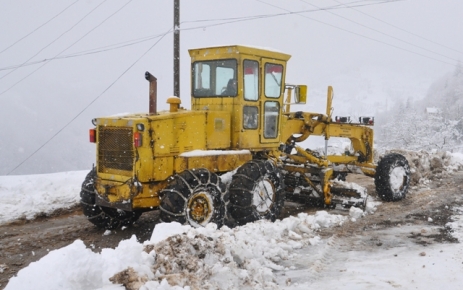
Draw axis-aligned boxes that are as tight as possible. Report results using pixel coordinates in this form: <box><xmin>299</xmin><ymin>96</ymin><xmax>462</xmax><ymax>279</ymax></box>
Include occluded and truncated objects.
<box><xmin>228</xmin><ymin>160</ymin><xmax>285</xmax><ymax>226</ymax></box>
<box><xmin>375</xmin><ymin>153</ymin><xmax>411</xmax><ymax>201</ymax></box>
<box><xmin>80</xmin><ymin>169</ymin><xmax>141</xmax><ymax>230</ymax></box>
<box><xmin>159</xmin><ymin>168</ymin><xmax>226</xmax><ymax>228</ymax></box>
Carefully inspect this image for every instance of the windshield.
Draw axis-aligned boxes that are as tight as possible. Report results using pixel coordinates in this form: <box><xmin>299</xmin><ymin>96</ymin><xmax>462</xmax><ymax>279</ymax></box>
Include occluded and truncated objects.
<box><xmin>264</xmin><ymin>63</ymin><xmax>283</xmax><ymax>98</ymax></box>
<box><xmin>192</xmin><ymin>59</ymin><xmax>237</xmax><ymax>97</ymax></box>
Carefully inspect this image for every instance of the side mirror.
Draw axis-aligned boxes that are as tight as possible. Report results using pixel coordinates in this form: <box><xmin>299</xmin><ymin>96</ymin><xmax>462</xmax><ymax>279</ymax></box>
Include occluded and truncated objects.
<box><xmin>295</xmin><ymin>85</ymin><xmax>307</xmax><ymax>104</ymax></box>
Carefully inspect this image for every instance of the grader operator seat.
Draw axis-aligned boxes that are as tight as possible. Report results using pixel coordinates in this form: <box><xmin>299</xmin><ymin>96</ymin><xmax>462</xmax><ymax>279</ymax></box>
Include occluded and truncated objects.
<box><xmin>222</xmin><ymin>78</ymin><xmax>237</xmax><ymax>96</ymax></box>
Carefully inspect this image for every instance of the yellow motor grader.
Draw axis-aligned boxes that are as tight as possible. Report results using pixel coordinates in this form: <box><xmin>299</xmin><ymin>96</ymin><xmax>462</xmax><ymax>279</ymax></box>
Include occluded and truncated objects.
<box><xmin>81</xmin><ymin>45</ymin><xmax>410</xmax><ymax>229</ymax></box>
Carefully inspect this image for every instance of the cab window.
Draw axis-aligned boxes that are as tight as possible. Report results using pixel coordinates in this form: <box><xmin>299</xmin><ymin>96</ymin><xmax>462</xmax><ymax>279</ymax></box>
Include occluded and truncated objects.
<box><xmin>264</xmin><ymin>63</ymin><xmax>283</xmax><ymax>98</ymax></box>
<box><xmin>243</xmin><ymin>106</ymin><xmax>258</xmax><ymax>129</ymax></box>
<box><xmin>192</xmin><ymin>59</ymin><xmax>237</xmax><ymax>97</ymax></box>
<box><xmin>244</xmin><ymin>60</ymin><xmax>259</xmax><ymax>101</ymax></box>
<box><xmin>263</xmin><ymin>101</ymin><xmax>279</xmax><ymax>138</ymax></box>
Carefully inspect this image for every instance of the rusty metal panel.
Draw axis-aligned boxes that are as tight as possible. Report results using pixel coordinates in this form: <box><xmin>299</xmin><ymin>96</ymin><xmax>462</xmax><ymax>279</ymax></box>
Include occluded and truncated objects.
<box><xmin>217</xmin><ymin>153</ymin><xmax>252</xmax><ymax>171</ymax></box>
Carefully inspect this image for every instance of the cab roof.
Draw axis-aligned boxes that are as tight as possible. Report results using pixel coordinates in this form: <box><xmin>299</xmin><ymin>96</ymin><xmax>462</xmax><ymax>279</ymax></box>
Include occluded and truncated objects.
<box><xmin>188</xmin><ymin>45</ymin><xmax>291</xmax><ymax>62</ymax></box>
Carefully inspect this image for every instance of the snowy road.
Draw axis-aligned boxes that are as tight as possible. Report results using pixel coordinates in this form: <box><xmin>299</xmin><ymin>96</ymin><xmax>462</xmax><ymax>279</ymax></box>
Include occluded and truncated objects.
<box><xmin>1</xmin><ymin>170</ymin><xmax>463</xmax><ymax>289</ymax></box>
<box><xmin>276</xmin><ymin>173</ymin><xmax>463</xmax><ymax>289</ymax></box>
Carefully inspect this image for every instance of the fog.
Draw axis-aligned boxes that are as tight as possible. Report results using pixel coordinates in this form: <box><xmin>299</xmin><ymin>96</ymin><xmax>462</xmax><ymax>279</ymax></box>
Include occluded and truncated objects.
<box><xmin>1</xmin><ymin>0</ymin><xmax>462</xmax><ymax>175</ymax></box>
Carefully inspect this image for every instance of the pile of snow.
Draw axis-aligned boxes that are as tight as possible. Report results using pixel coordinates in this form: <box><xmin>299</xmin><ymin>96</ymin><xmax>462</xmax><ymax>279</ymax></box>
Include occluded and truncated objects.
<box><xmin>313</xmin><ymin>139</ymin><xmax>353</xmax><ymax>156</ymax></box>
<box><xmin>6</xmin><ymin>202</ymin><xmax>463</xmax><ymax>289</ymax></box>
<box><xmin>0</xmin><ymin>171</ymin><xmax>87</xmax><ymax>225</ymax></box>
<box><xmin>6</xmin><ymin>212</ymin><xmax>346</xmax><ymax>289</ymax></box>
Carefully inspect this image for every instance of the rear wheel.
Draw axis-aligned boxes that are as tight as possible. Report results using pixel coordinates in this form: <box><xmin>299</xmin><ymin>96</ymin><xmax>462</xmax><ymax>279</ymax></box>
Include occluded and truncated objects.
<box><xmin>80</xmin><ymin>169</ymin><xmax>141</xmax><ymax>230</ymax></box>
<box><xmin>375</xmin><ymin>153</ymin><xmax>411</xmax><ymax>201</ymax></box>
<box><xmin>228</xmin><ymin>160</ymin><xmax>285</xmax><ymax>226</ymax></box>
<box><xmin>159</xmin><ymin>168</ymin><xmax>226</xmax><ymax>228</ymax></box>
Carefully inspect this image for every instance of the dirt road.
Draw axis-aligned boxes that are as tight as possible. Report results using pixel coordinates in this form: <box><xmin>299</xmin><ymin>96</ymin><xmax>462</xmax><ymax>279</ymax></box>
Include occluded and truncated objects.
<box><xmin>1</xmin><ymin>172</ymin><xmax>462</xmax><ymax>288</ymax></box>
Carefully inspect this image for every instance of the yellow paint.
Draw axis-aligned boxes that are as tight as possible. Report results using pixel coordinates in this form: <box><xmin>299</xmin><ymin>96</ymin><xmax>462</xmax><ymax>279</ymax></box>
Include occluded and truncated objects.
<box><xmin>321</xmin><ymin>168</ymin><xmax>334</xmax><ymax>205</ymax></box>
<box><xmin>326</xmin><ymin>86</ymin><xmax>333</xmax><ymax>120</ymax></box>
<box><xmin>298</xmin><ymin>85</ymin><xmax>307</xmax><ymax>104</ymax></box>
<box><xmin>175</xmin><ymin>152</ymin><xmax>252</xmax><ymax>174</ymax></box>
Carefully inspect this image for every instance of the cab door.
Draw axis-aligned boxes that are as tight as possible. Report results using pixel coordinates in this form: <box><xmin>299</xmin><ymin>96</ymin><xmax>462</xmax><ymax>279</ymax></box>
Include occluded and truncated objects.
<box><xmin>259</xmin><ymin>58</ymin><xmax>285</xmax><ymax>144</ymax></box>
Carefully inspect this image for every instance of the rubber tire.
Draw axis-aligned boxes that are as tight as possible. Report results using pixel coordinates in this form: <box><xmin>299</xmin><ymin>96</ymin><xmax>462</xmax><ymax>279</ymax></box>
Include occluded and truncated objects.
<box><xmin>228</xmin><ymin>160</ymin><xmax>285</xmax><ymax>226</ymax></box>
<box><xmin>375</xmin><ymin>153</ymin><xmax>411</xmax><ymax>201</ymax></box>
<box><xmin>159</xmin><ymin>168</ymin><xmax>226</xmax><ymax>228</ymax></box>
<box><xmin>80</xmin><ymin>169</ymin><xmax>141</xmax><ymax>230</ymax></box>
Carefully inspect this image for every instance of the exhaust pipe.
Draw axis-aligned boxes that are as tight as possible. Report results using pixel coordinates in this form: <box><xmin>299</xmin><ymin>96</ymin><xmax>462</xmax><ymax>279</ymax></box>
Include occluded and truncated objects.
<box><xmin>145</xmin><ymin>71</ymin><xmax>157</xmax><ymax>115</ymax></box>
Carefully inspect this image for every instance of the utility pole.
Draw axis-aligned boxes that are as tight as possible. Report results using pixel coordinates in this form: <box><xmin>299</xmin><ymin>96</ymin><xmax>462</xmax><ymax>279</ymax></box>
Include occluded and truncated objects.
<box><xmin>174</xmin><ymin>0</ymin><xmax>180</xmax><ymax>99</ymax></box>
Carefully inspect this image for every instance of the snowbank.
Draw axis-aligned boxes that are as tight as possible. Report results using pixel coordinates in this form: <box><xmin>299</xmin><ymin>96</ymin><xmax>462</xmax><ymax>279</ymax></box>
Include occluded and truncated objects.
<box><xmin>380</xmin><ymin>150</ymin><xmax>463</xmax><ymax>185</ymax></box>
<box><xmin>6</xmin><ymin>203</ymin><xmax>463</xmax><ymax>290</ymax></box>
<box><xmin>0</xmin><ymin>171</ymin><xmax>87</xmax><ymax>225</ymax></box>
<box><xmin>6</xmin><ymin>211</ymin><xmax>346</xmax><ymax>289</ymax></box>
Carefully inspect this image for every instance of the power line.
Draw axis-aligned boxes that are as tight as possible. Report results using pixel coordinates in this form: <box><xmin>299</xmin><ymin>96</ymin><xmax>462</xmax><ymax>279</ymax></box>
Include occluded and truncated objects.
<box><xmin>0</xmin><ymin>0</ymin><xmax>408</xmax><ymax>73</ymax></box>
<box><xmin>300</xmin><ymin>0</ymin><xmax>461</xmax><ymax>63</ymax></box>
<box><xmin>56</xmin><ymin>0</ymin><xmax>134</xmax><ymax>58</ymax></box>
<box><xmin>0</xmin><ymin>32</ymin><xmax>166</xmax><ymax>72</ymax></box>
<box><xmin>0</xmin><ymin>0</ymin><xmax>108</xmax><ymax>81</ymax></box>
<box><xmin>0</xmin><ymin>0</ymin><xmax>133</xmax><ymax>97</ymax></box>
<box><xmin>332</xmin><ymin>0</ymin><xmax>463</xmax><ymax>55</ymax></box>
<box><xmin>0</xmin><ymin>0</ymin><xmax>80</xmax><ymax>55</ymax></box>
<box><xmin>181</xmin><ymin>0</ymin><xmax>397</xmax><ymax>24</ymax></box>
<box><xmin>256</xmin><ymin>0</ymin><xmax>458</xmax><ymax>68</ymax></box>
<box><xmin>6</xmin><ymin>28</ymin><xmax>172</xmax><ymax>175</ymax></box>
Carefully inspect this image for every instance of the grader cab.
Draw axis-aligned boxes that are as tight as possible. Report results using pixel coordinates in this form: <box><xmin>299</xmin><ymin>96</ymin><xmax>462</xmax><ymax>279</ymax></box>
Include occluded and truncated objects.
<box><xmin>81</xmin><ymin>45</ymin><xmax>410</xmax><ymax>229</ymax></box>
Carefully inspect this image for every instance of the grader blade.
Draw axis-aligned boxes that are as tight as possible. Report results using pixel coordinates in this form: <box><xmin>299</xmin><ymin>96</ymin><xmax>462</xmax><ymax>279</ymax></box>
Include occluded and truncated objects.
<box><xmin>330</xmin><ymin>187</ymin><xmax>368</xmax><ymax>209</ymax></box>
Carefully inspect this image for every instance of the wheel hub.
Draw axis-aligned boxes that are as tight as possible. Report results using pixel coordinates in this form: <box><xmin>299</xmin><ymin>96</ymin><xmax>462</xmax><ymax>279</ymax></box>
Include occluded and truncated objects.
<box><xmin>188</xmin><ymin>192</ymin><xmax>211</xmax><ymax>224</ymax></box>
<box><xmin>390</xmin><ymin>166</ymin><xmax>407</xmax><ymax>193</ymax></box>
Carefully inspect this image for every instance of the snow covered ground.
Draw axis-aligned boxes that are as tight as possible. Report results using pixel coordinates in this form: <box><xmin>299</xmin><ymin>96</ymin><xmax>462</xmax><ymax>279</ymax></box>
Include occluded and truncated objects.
<box><xmin>0</xmin><ymin>170</ymin><xmax>87</xmax><ymax>224</ymax></box>
<box><xmin>2</xmin><ymin>152</ymin><xmax>463</xmax><ymax>289</ymax></box>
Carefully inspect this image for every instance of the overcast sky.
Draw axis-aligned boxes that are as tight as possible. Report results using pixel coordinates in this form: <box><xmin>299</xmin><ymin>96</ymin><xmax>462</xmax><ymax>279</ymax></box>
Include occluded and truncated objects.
<box><xmin>1</xmin><ymin>0</ymin><xmax>462</xmax><ymax>175</ymax></box>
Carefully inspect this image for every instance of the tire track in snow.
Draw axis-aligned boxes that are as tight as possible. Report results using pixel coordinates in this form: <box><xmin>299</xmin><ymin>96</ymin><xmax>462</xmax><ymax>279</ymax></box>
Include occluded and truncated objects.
<box><xmin>275</xmin><ymin>233</ymin><xmax>343</xmax><ymax>287</ymax></box>
<box><xmin>305</xmin><ymin>234</ymin><xmax>341</xmax><ymax>283</ymax></box>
